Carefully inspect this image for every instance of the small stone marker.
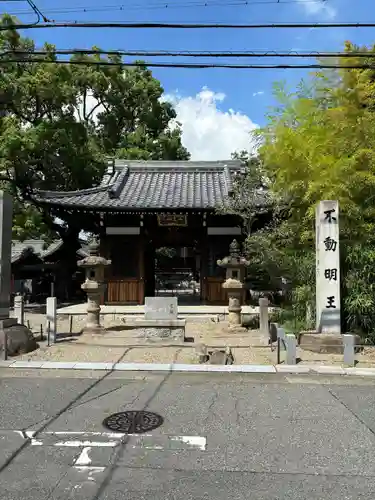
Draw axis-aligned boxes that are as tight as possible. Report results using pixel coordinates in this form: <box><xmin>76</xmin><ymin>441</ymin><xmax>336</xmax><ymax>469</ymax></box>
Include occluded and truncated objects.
<box><xmin>343</xmin><ymin>334</ymin><xmax>355</xmax><ymax>367</ymax></box>
<box><xmin>46</xmin><ymin>296</ymin><xmax>57</xmax><ymax>343</ymax></box>
<box><xmin>13</xmin><ymin>293</ymin><xmax>24</xmax><ymax>325</ymax></box>
<box><xmin>285</xmin><ymin>334</ymin><xmax>297</xmax><ymax>365</ymax></box>
<box><xmin>276</xmin><ymin>326</ymin><xmax>287</xmax><ymax>351</ymax></box>
<box><xmin>259</xmin><ymin>297</ymin><xmax>269</xmax><ymax>336</ymax></box>
<box><xmin>144</xmin><ymin>297</ymin><xmax>178</xmax><ymax>320</ymax></box>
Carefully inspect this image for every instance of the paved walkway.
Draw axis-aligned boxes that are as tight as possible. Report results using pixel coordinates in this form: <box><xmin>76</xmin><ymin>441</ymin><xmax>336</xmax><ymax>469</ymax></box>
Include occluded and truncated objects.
<box><xmin>57</xmin><ymin>304</ymin><xmax>262</xmax><ymax>315</ymax></box>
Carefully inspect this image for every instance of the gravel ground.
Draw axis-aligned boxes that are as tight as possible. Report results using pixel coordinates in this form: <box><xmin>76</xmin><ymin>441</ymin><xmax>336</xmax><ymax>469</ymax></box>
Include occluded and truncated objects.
<box><xmin>14</xmin><ymin>310</ymin><xmax>375</xmax><ymax>366</ymax></box>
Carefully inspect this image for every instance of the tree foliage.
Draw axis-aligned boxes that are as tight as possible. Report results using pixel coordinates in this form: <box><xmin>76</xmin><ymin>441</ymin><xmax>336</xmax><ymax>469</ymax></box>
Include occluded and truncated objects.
<box><xmin>233</xmin><ymin>42</ymin><xmax>375</xmax><ymax>335</ymax></box>
<box><xmin>0</xmin><ymin>14</ymin><xmax>189</xmax><ymax>240</ymax></box>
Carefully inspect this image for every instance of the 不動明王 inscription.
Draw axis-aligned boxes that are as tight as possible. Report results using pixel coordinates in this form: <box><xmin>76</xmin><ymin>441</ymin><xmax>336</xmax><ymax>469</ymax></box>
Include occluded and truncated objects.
<box><xmin>316</xmin><ymin>201</ymin><xmax>341</xmax><ymax>334</ymax></box>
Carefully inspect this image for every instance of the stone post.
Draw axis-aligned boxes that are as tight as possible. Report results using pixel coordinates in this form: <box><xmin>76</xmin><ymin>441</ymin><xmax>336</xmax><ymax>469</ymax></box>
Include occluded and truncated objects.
<box><xmin>259</xmin><ymin>297</ymin><xmax>269</xmax><ymax>336</ymax></box>
<box><xmin>343</xmin><ymin>334</ymin><xmax>355</xmax><ymax>367</ymax></box>
<box><xmin>217</xmin><ymin>239</ymin><xmax>249</xmax><ymax>330</ymax></box>
<box><xmin>300</xmin><ymin>200</ymin><xmax>342</xmax><ymax>353</ymax></box>
<box><xmin>78</xmin><ymin>237</ymin><xmax>111</xmax><ymax>334</ymax></box>
<box><xmin>0</xmin><ymin>192</ymin><xmax>36</xmax><ymax>356</ymax></box>
<box><xmin>285</xmin><ymin>334</ymin><xmax>297</xmax><ymax>365</ymax></box>
<box><xmin>46</xmin><ymin>296</ymin><xmax>57</xmax><ymax>343</ymax></box>
<box><xmin>316</xmin><ymin>200</ymin><xmax>341</xmax><ymax>333</ymax></box>
<box><xmin>13</xmin><ymin>293</ymin><xmax>24</xmax><ymax>325</ymax></box>
<box><xmin>0</xmin><ymin>192</ymin><xmax>13</xmax><ymax>321</ymax></box>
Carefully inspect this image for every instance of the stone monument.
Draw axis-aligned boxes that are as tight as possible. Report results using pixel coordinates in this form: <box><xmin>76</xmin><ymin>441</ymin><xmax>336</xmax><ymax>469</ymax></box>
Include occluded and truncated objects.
<box><xmin>217</xmin><ymin>239</ymin><xmax>249</xmax><ymax>329</ymax></box>
<box><xmin>120</xmin><ymin>296</ymin><xmax>186</xmax><ymax>342</ymax></box>
<box><xmin>78</xmin><ymin>236</ymin><xmax>111</xmax><ymax>334</ymax></box>
<box><xmin>0</xmin><ymin>192</ymin><xmax>36</xmax><ymax>357</ymax></box>
<box><xmin>300</xmin><ymin>200</ymin><xmax>346</xmax><ymax>353</ymax></box>
<box><xmin>315</xmin><ymin>200</ymin><xmax>341</xmax><ymax>333</ymax></box>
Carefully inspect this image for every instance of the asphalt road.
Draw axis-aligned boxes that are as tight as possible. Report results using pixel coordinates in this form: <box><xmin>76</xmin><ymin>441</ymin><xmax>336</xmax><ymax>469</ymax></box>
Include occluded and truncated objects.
<box><xmin>1</xmin><ymin>369</ymin><xmax>375</xmax><ymax>499</ymax></box>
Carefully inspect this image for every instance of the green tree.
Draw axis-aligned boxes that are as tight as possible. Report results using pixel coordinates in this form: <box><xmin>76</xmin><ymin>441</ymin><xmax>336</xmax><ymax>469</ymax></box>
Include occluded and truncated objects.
<box><xmin>0</xmin><ymin>14</ymin><xmax>189</xmax><ymax>241</ymax></box>
<box><xmin>237</xmin><ymin>46</ymin><xmax>375</xmax><ymax>334</ymax></box>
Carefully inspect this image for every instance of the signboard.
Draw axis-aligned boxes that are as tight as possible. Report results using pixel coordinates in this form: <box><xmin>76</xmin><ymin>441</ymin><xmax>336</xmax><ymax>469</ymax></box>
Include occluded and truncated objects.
<box><xmin>157</xmin><ymin>214</ymin><xmax>187</xmax><ymax>227</ymax></box>
<box><xmin>144</xmin><ymin>297</ymin><xmax>178</xmax><ymax>320</ymax></box>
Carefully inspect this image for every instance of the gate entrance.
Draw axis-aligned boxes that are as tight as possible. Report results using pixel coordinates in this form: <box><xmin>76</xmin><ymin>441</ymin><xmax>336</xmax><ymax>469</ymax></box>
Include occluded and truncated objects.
<box><xmin>154</xmin><ymin>246</ymin><xmax>200</xmax><ymax>304</ymax></box>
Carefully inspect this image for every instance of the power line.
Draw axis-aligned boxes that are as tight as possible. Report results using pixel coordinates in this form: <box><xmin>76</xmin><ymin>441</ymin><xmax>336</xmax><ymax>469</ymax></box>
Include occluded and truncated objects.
<box><xmin>2</xmin><ymin>59</ymin><xmax>375</xmax><ymax>69</ymax></box>
<box><xmin>25</xmin><ymin>0</ymin><xmax>51</xmax><ymax>23</ymax></box>
<box><xmin>3</xmin><ymin>49</ymin><xmax>375</xmax><ymax>58</ymax></box>
<box><xmin>1</xmin><ymin>21</ymin><xmax>375</xmax><ymax>31</ymax></box>
<box><xmin>4</xmin><ymin>0</ymin><xmax>331</xmax><ymax>16</ymax></box>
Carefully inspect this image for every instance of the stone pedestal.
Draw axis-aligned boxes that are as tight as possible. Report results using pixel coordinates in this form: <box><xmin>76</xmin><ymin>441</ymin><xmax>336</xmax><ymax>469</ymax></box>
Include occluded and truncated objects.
<box><xmin>298</xmin><ymin>331</ymin><xmax>349</xmax><ymax>354</ymax></box>
<box><xmin>78</xmin><ymin>237</ymin><xmax>111</xmax><ymax>335</ymax></box>
<box><xmin>223</xmin><ymin>279</ymin><xmax>244</xmax><ymax>328</ymax></box>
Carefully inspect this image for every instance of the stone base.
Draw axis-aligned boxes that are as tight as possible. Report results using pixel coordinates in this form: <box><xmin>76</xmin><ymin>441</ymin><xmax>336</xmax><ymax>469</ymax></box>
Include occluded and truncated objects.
<box><xmin>81</xmin><ymin>325</ymin><xmax>107</xmax><ymax>335</ymax></box>
<box><xmin>120</xmin><ymin>318</ymin><xmax>186</xmax><ymax>343</ymax></box>
<box><xmin>227</xmin><ymin>325</ymin><xmax>247</xmax><ymax>332</ymax></box>
<box><xmin>299</xmin><ymin>331</ymin><xmax>348</xmax><ymax>354</ymax></box>
<box><xmin>0</xmin><ymin>321</ymin><xmax>37</xmax><ymax>356</ymax></box>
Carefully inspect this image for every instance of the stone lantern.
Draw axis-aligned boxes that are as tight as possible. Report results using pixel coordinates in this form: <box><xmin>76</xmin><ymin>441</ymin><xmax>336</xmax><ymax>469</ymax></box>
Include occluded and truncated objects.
<box><xmin>217</xmin><ymin>239</ymin><xmax>250</xmax><ymax>328</ymax></box>
<box><xmin>78</xmin><ymin>236</ymin><xmax>111</xmax><ymax>334</ymax></box>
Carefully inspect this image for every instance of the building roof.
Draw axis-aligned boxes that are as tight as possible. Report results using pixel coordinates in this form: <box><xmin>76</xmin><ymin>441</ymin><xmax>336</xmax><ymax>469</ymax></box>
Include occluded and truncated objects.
<box><xmin>35</xmin><ymin>160</ymin><xmax>268</xmax><ymax>212</ymax></box>
<box><xmin>11</xmin><ymin>239</ymin><xmax>89</xmax><ymax>264</ymax></box>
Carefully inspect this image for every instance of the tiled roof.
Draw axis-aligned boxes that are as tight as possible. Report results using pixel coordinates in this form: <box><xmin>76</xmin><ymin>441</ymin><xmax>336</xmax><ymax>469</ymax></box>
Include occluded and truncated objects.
<box><xmin>35</xmin><ymin>160</ymin><xmax>268</xmax><ymax>211</ymax></box>
<box><xmin>11</xmin><ymin>239</ymin><xmax>89</xmax><ymax>264</ymax></box>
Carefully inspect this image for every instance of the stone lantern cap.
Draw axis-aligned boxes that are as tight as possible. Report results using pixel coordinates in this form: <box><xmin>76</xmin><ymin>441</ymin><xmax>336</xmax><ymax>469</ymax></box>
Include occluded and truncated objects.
<box><xmin>78</xmin><ymin>236</ymin><xmax>111</xmax><ymax>268</ymax></box>
<box><xmin>217</xmin><ymin>239</ymin><xmax>250</xmax><ymax>268</ymax></box>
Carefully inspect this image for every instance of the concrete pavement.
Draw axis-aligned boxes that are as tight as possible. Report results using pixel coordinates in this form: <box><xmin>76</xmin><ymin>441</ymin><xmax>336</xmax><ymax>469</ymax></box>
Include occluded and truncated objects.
<box><xmin>1</xmin><ymin>370</ymin><xmax>375</xmax><ymax>499</ymax></box>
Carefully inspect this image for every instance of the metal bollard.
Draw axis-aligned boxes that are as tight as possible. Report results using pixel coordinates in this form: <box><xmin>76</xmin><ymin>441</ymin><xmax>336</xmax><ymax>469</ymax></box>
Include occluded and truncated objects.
<box><xmin>69</xmin><ymin>315</ymin><xmax>73</xmax><ymax>334</ymax></box>
<box><xmin>285</xmin><ymin>334</ymin><xmax>297</xmax><ymax>365</ymax></box>
<box><xmin>47</xmin><ymin>321</ymin><xmax>51</xmax><ymax>347</ymax></box>
<box><xmin>343</xmin><ymin>334</ymin><xmax>355</xmax><ymax>367</ymax></box>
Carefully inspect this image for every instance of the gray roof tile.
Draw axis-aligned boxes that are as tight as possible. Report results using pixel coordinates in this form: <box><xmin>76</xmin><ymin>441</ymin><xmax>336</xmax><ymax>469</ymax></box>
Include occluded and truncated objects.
<box><xmin>35</xmin><ymin>160</ymin><xmax>267</xmax><ymax>211</ymax></box>
<box><xmin>11</xmin><ymin>239</ymin><xmax>89</xmax><ymax>264</ymax></box>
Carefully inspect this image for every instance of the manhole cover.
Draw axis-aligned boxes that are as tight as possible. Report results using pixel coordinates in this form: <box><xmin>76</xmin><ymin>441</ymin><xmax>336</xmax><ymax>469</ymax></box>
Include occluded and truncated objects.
<box><xmin>102</xmin><ymin>411</ymin><xmax>164</xmax><ymax>434</ymax></box>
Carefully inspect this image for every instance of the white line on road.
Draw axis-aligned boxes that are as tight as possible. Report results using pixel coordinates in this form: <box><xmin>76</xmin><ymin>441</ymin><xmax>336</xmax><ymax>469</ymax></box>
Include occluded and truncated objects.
<box><xmin>7</xmin><ymin>430</ymin><xmax>207</xmax><ymax>450</ymax></box>
<box><xmin>54</xmin><ymin>440</ymin><xmax>119</xmax><ymax>447</ymax></box>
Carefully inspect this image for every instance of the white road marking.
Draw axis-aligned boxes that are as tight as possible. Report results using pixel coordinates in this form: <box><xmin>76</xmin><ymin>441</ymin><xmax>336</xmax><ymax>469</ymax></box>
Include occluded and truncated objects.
<box><xmin>53</xmin><ymin>440</ymin><xmax>119</xmax><ymax>447</ymax></box>
<box><xmin>171</xmin><ymin>436</ymin><xmax>207</xmax><ymax>450</ymax></box>
<box><xmin>73</xmin><ymin>466</ymin><xmax>106</xmax><ymax>481</ymax></box>
<box><xmin>7</xmin><ymin>430</ymin><xmax>207</xmax><ymax>450</ymax></box>
<box><xmin>75</xmin><ymin>447</ymin><xmax>92</xmax><ymax>466</ymax></box>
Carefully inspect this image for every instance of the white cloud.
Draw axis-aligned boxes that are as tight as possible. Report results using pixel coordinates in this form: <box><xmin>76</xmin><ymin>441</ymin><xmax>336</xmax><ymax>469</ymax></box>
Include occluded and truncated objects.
<box><xmin>165</xmin><ymin>87</ymin><xmax>258</xmax><ymax>160</ymax></box>
<box><xmin>252</xmin><ymin>91</ymin><xmax>264</xmax><ymax>97</ymax></box>
<box><xmin>297</xmin><ymin>0</ymin><xmax>336</xmax><ymax>19</ymax></box>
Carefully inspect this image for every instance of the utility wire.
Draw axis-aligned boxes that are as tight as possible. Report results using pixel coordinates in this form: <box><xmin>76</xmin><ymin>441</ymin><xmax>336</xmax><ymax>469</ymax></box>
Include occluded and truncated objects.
<box><xmin>2</xmin><ymin>59</ymin><xmax>375</xmax><ymax>69</ymax></box>
<box><xmin>3</xmin><ymin>49</ymin><xmax>375</xmax><ymax>58</ymax></box>
<box><xmin>25</xmin><ymin>0</ymin><xmax>51</xmax><ymax>23</ymax></box>
<box><xmin>4</xmin><ymin>0</ymin><xmax>332</xmax><ymax>16</ymax></box>
<box><xmin>1</xmin><ymin>21</ymin><xmax>375</xmax><ymax>31</ymax></box>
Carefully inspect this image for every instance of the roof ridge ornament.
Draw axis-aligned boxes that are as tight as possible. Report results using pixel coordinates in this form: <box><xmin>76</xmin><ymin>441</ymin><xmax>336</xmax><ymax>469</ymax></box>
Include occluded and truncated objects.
<box><xmin>108</xmin><ymin>166</ymin><xmax>129</xmax><ymax>199</ymax></box>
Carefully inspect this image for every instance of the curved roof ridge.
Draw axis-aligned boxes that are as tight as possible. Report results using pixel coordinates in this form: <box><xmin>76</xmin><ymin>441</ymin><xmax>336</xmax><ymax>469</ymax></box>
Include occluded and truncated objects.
<box><xmin>36</xmin><ymin>184</ymin><xmax>110</xmax><ymax>199</ymax></box>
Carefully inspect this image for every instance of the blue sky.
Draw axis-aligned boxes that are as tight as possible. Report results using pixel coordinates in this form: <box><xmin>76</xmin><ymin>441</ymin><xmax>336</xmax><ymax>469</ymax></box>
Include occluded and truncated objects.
<box><xmin>2</xmin><ymin>0</ymin><xmax>374</xmax><ymax>159</ymax></box>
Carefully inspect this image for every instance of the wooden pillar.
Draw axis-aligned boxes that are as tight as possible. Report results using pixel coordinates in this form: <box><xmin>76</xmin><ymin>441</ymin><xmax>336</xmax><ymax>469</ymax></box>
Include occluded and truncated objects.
<box><xmin>100</xmin><ymin>234</ymin><xmax>109</xmax><ymax>305</ymax></box>
<box><xmin>138</xmin><ymin>233</ymin><xmax>145</xmax><ymax>305</ymax></box>
<box><xmin>200</xmin><ymin>225</ymin><xmax>208</xmax><ymax>304</ymax></box>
